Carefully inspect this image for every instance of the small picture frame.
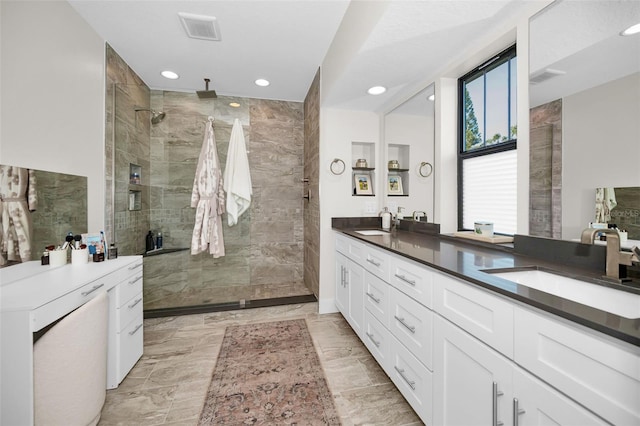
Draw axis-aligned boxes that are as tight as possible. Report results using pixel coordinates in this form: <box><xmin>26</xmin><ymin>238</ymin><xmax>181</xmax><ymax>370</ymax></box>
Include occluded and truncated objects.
<box><xmin>354</xmin><ymin>173</ymin><xmax>373</xmax><ymax>195</ymax></box>
<box><xmin>388</xmin><ymin>175</ymin><xmax>403</xmax><ymax>195</ymax></box>
<box><xmin>82</xmin><ymin>233</ymin><xmax>106</xmax><ymax>255</ymax></box>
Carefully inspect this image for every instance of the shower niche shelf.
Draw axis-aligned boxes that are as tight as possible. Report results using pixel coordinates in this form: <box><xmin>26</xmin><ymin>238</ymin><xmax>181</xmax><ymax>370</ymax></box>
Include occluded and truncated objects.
<box><xmin>128</xmin><ymin>190</ymin><xmax>141</xmax><ymax>211</ymax></box>
<box><xmin>129</xmin><ymin>164</ymin><xmax>142</xmax><ymax>185</ymax></box>
<box><xmin>352</xmin><ymin>141</ymin><xmax>376</xmax><ymax>196</ymax></box>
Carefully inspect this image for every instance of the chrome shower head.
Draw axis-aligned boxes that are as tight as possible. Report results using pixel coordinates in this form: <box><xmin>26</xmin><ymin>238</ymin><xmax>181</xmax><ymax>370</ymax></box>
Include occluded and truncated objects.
<box><xmin>134</xmin><ymin>107</ymin><xmax>166</xmax><ymax>124</ymax></box>
<box><xmin>151</xmin><ymin>111</ymin><xmax>166</xmax><ymax>124</ymax></box>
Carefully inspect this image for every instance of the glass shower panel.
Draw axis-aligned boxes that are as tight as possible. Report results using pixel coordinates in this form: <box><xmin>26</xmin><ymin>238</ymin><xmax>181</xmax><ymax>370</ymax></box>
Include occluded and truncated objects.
<box><xmin>112</xmin><ymin>84</ymin><xmax>252</xmax><ymax>312</ymax></box>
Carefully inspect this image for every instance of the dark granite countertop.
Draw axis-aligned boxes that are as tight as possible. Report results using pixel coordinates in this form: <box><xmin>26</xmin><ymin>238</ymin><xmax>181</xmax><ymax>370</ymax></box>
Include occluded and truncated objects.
<box><xmin>333</xmin><ymin>219</ymin><xmax>640</xmax><ymax>347</ymax></box>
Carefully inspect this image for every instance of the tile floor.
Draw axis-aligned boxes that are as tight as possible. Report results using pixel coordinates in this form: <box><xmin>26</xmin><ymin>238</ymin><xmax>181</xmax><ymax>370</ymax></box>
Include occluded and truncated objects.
<box><xmin>98</xmin><ymin>302</ymin><xmax>423</xmax><ymax>426</ymax></box>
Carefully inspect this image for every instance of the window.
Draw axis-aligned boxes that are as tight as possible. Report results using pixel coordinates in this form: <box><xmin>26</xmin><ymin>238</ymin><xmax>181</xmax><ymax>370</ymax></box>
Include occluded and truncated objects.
<box><xmin>458</xmin><ymin>45</ymin><xmax>517</xmax><ymax>235</ymax></box>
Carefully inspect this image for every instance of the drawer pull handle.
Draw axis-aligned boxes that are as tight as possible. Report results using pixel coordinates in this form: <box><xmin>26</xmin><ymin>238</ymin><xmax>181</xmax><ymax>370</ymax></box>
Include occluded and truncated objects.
<box><xmin>493</xmin><ymin>381</ymin><xmax>504</xmax><ymax>426</ymax></box>
<box><xmin>513</xmin><ymin>398</ymin><xmax>525</xmax><ymax>426</ymax></box>
<box><xmin>366</xmin><ymin>258</ymin><xmax>381</xmax><ymax>267</ymax></box>
<box><xmin>394</xmin><ymin>315</ymin><xmax>416</xmax><ymax>333</ymax></box>
<box><xmin>129</xmin><ymin>323</ymin><xmax>143</xmax><ymax>336</ymax></box>
<box><xmin>81</xmin><ymin>283</ymin><xmax>104</xmax><ymax>296</ymax></box>
<box><xmin>366</xmin><ymin>332</ymin><xmax>381</xmax><ymax>347</ymax></box>
<box><xmin>394</xmin><ymin>366</ymin><xmax>416</xmax><ymax>390</ymax></box>
<box><xmin>394</xmin><ymin>274</ymin><xmax>416</xmax><ymax>286</ymax></box>
<box><xmin>128</xmin><ymin>275</ymin><xmax>143</xmax><ymax>285</ymax></box>
<box><xmin>366</xmin><ymin>292</ymin><xmax>381</xmax><ymax>303</ymax></box>
<box><xmin>128</xmin><ymin>297</ymin><xmax>143</xmax><ymax>309</ymax></box>
<box><xmin>128</xmin><ymin>263</ymin><xmax>143</xmax><ymax>270</ymax></box>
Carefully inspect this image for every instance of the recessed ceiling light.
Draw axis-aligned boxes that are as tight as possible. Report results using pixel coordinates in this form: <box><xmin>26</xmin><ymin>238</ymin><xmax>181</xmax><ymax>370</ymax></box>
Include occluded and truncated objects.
<box><xmin>428</xmin><ymin>94</ymin><xmax>435</xmax><ymax>102</ymax></box>
<box><xmin>161</xmin><ymin>70</ymin><xmax>179</xmax><ymax>79</ymax></box>
<box><xmin>367</xmin><ymin>86</ymin><xmax>386</xmax><ymax>95</ymax></box>
<box><xmin>620</xmin><ymin>22</ymin><xmax>640</xmax><ymax>36</ymax></box>
<box><xmin>255</xmin><ymin>79</ymin><xmax>270</xmax><ymax>87</ymax></box>
<box><xmin>229</xmin><ymin>102</ymin><xmax>241</xmax><ymax>108</ymax></box>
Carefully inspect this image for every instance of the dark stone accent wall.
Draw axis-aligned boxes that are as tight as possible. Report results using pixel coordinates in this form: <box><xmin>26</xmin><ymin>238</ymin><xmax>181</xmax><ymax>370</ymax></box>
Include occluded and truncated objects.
<box><xmin>529</xmin><ymin>99</ymin><xmax>562</xmax><ymax>238</ymax></box>
<box><xmin>303</xmin><ymin>69</ymin><xmax>321</xmax><ymax>297</ymax></box>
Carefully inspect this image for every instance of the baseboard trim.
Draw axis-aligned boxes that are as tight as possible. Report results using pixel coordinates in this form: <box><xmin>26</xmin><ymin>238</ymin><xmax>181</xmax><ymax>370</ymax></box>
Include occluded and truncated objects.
<box><xmin>318</xmin><ymin>298</ymin><xmax>338</xmax><ymax>314</ymax></box>
<box><xmin>144</xmin><ymin>294</ymin><xmax>318</xmax><ymax>319</ymax></box>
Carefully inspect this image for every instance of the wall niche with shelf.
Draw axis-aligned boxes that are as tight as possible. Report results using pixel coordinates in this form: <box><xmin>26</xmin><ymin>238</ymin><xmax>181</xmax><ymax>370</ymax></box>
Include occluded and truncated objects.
<box><xmin>351</xmin><ymin>141</ymin><xmax>376</xmax><ymax>196</ymax></box>
<box><xmin>387</xmin><ymin>143</ymin><xmax>410</xmax><ymax>196</ymax></box>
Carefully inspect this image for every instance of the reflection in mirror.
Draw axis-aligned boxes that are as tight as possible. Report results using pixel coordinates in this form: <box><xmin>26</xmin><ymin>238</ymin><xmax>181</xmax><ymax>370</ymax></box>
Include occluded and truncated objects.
<box><xmin>383</xmin><ymin>84</ymin><xmax>435</xmax><ymax>221</ymax></box>
<box><xmin>0</xmin><ymin>164</ymin><xmax>88</xmax><ymax>268</ymax></box>
<box><xmin>529</xmin><ymin>0</ymin><xmax>640</xmax><ymax>240</ymax></box>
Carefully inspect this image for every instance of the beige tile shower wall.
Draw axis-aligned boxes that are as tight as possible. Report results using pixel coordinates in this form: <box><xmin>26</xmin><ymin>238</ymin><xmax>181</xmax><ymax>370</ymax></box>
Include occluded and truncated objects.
<box><xmin>105</xmin><ymin>45</ymin><xmax>151</xmax><ymax>255</ymax></box>
<box><xmin>304</xmin><ymin>69</ymin><xmax>321</xmax><ymax>297</ymax></box>
<box><xmin>529</xmin><ymin>99</ymin><xmax>562</xmax><ymax>239</ymax></box>
<box><xmin>144</xmin><ymin>91</ymin><xmax>305</xmax><ymax>309</ymax></box>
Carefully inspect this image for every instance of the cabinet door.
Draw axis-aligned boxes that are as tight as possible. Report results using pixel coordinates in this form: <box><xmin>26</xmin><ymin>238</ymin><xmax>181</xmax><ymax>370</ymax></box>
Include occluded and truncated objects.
<box><xmin>513</xmin><ymin>368</ymin><xmax>608</xmax><ymax>426</ymax></box>
<box><xmin>346</xmin><ymin>257</ymin><xmax>365</xmax><ymax>337</ymax></box>
<box><xmin>335</xmin><ymin>252</ymin><xmax>349</xmax><ymax>315</ymax></box>
<box><xmin>434</xmin><ymin>316</ymin><xmax>512</xmax><ymax>426</ymax></box>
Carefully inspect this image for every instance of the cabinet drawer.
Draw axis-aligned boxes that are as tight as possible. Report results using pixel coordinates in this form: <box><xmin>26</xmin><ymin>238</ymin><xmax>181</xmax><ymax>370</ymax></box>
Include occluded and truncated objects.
<box><xmin>364</xmin><ymin>271</ymin><xmax>390</xmax><ymax>327</ymax></box>
<box><xmin>335</xmin><ymin>234</ymin><xmax>365</xmax><ymax>264</ymax></box>
<box><xmin>116</xmin><ymin>270</ymin><xmax>143</xmax><ymax>308</ymax></box>
<box><xmin>118</xmin><ymin>314</ymin><xmax>144</xmax><ymax>381</ymax></box>
<box><xmin>363</xmin><ymin>245</ymin><xmax>389</xmax><ymax>282</ymax></box>
<box><xmin>390</xmin><ymin>287</ymin><xmax>433</xmax><ymax>370</ymax></box>
<box><xmin>363</xmin><ymin>309</ymin><xmax>391</xmax><ymax>371</ymax></box>
<box><xmin>118</xmin><ymin>291</ymin><xmax>143</xmax><ymax>332</ymax></box>
<box><xmin>32</xmin><ymin>279</ymin><xmax>108</xmax><ymax>331</ymax></box>
<box><xmin>433</xmin><ymin>272</ymin><xmax>513</xmax><ymax>358</ymax></box>
<box><xmin>390</xmin><ymin>335</ymin><xmax>433</xmax><ymax>425</ymax></box>
<box><xmin>514</xmin><ymin>306</ymin><xmax>640</xmax><ymax>425</ymax></box>
<box><xmin>390</xmin><ymin>255</ymin><xmax>433</xmax><ymax>308</ymax></box>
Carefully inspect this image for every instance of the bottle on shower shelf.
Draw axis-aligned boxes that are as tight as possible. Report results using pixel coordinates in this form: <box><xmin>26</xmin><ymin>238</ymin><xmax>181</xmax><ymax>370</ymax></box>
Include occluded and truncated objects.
<box><xmin>156</xmin><ymin>232</ymin><xmax>163</xmax><ymax>249</ymax></box>
<box><xmin>145</xmin><ymin>231</ymin><xmax>155</xmax><ymax>252</ymax></box>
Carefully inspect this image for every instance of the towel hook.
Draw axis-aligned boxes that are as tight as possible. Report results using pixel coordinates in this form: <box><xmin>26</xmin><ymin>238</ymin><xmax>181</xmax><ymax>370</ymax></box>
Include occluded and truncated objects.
<box><xmin>418</xmin><ymin>161</ymin><xmax>433</xmax><ymax>178</ymax></box>
<box><xmin>330</xmin><ymin>158</ymin><xmax>346</xmax><ymax>175</ymax></box>
<box><xmin>208</xmin><ymin>116</ymin><xmax>215</xmax><ymax>122</ymax></box>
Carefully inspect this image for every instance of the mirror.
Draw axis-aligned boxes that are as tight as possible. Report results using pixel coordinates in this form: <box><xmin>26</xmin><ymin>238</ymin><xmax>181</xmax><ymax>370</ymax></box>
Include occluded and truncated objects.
<box><xmin>383</xmin><ymin>84</ymin><xmax>436</xmax><ymax>221</ymax></box>
<box><xmin>529</xmin><ymin>0</ymin><xmax>640</xmax><ymax>240</ymax></box>
<box><xmin>0</xmin><ymin>164</ymin><xmax>88</xmax><ymax>268</ymax></box>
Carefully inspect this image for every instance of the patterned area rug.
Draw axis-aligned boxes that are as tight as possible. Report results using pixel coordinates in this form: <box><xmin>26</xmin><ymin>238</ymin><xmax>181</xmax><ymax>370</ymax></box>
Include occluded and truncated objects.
<box><xmin>199</xmin><ymin>319</ymin><xmax>341</xmax><ymax>425</ymax></box>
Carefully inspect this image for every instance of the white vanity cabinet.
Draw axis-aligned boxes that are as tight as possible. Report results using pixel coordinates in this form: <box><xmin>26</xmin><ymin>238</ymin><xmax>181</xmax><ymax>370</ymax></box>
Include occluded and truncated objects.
<box><xmin>107</xmin><ymin>259</ymin><xmax>144</xmax><ymax>389</ymax></box>
<box><xmin>334</xmin><ymin>232</ymin><xmax>639</xmax><ymax>426</ymax></box>
<box><xmin>0</xmin><ymin>256</ymin><xmax>144</xmax><ymax>425</ymax></box>
<box><xmin>514</xmin><ymin>306</ymin><xmax>640</xmax><ymax>425</ymax></box>
<box><xmin>335</xmin><ymin>233</ymin><xmax>434</xmax><ymax>424</ymax></box>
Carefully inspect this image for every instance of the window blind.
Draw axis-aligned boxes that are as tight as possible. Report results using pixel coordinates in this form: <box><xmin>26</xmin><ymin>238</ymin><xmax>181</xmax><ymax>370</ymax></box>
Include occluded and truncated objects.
<box><xmin>462</xmin><ymin>149</ymin><xmax>517</xmax><ymax>234</ymax></box>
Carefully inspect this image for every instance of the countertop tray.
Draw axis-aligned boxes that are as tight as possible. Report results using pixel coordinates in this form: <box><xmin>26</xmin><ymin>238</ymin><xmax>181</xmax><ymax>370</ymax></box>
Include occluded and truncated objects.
<box><xmin>453</xmin><ymin>231</ymin><xmax>514</xmax><ymax>244</ymax></box>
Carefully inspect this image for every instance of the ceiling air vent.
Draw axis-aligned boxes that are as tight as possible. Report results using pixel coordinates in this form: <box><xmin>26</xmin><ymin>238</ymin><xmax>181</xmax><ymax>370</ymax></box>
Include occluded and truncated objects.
<box><xmin>178</xmin><ymin>12</ymin><xmax>221</xmax><ymax>41</ymax></box>
<box><xmin>530</xmin><ymin>68</ymin><xmax>566</xmax><ymax>85</ymax></box>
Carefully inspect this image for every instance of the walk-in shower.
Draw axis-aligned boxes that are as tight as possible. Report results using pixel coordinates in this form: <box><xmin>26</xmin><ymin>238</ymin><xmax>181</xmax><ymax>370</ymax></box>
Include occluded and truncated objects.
<box><xmin>134</xmin><ymin>106</ymin><xmax>166</xmax><ymax>124</ymax></box>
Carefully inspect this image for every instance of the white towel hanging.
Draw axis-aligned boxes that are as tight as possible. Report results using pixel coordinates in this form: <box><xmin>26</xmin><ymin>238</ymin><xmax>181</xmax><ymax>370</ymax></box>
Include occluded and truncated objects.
<box><xmin>224</xmin><ymin>118</ymin><xmax>252</xmax><ymax>226</ymax></box>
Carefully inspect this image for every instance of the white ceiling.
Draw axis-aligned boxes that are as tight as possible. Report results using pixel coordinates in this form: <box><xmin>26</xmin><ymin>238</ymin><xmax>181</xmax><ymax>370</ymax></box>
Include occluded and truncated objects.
<box><xmin>68</xmin><ymin>0</ymin><xmax>640</xmax><ymax>111</ymax></box>
<box><xmin>68</xmin><ymin>0</ymin><xmax>540</xmax><ymax>112</ymax></box>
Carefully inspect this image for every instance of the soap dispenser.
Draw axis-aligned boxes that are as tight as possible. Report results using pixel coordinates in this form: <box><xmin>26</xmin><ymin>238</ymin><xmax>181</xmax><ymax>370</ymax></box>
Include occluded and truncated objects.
<box><xmin>380</xmin><ymin>207</ymin><xmax>392</xmax><ymax>230</ymax></box>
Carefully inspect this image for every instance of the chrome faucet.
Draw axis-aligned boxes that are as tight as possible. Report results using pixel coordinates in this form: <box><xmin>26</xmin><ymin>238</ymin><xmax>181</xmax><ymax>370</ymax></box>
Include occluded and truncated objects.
<box><xmin>580</xmin><ymin>228</ymin><xmax>634</xmax><ymax>281</ymax></box>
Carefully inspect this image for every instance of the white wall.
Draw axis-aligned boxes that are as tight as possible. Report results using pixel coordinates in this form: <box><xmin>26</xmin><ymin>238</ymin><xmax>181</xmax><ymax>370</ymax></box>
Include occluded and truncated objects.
<box><xmin>0</xmin><ymin>1</ymin><xmax>106</xmax><ymax>232</ymax></box>
<box><xmin>318</xmin><ymin>108</ymin><xmax>380</xmax><ymax>313</ymax></box>
<box><xmin>562</xmin><ymin>72</ymin><xmax>640</xmax><ymax>240</ymax></box>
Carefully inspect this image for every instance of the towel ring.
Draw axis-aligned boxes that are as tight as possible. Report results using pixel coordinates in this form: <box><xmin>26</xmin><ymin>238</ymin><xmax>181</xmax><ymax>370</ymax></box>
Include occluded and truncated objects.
<box><xmin>330</xmin><ymin>158</ymin><xmax>346</xmax><ymax>175</ymax></box>
<box><xmin>418</xmin><ymin>161</ymin><xmax>433</xmax><ymax>178</ymax></box>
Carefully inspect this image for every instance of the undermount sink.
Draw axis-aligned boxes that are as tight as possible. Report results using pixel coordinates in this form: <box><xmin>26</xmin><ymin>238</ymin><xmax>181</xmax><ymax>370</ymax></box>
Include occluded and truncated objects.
<box><xmin>354</xmin><ymin>230</ymin><xmax>388</xmax><ymax>236</ymax></box>
<box><xmin>484</xmin><ymin>267</ymin><xmax>640</xmax><ymax>319</ymax></box>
